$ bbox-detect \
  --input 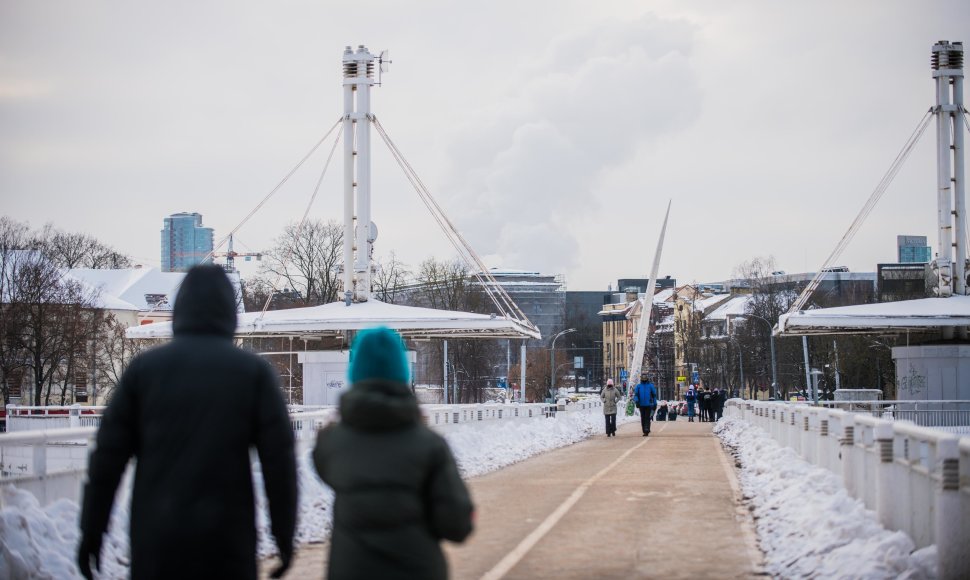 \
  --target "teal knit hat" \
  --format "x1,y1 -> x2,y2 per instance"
348,326 -> 410,385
